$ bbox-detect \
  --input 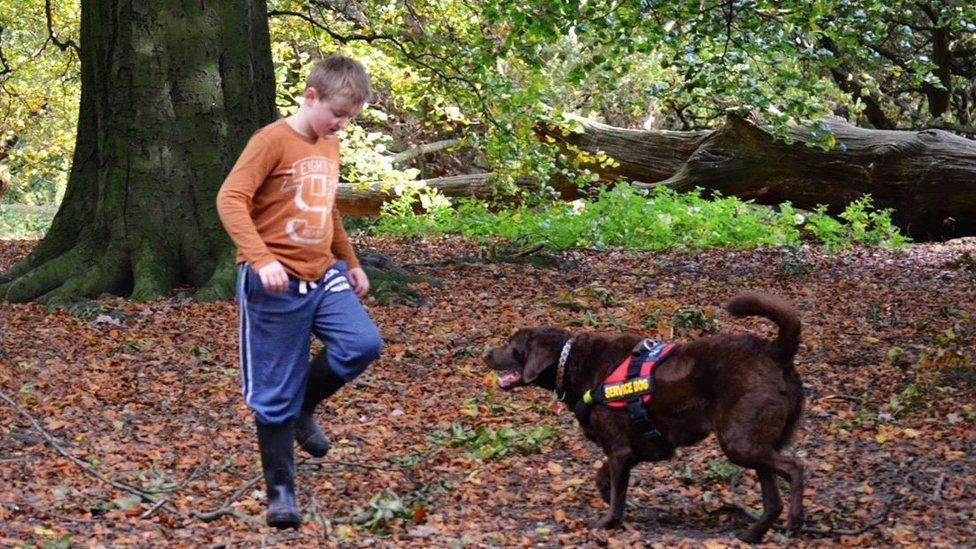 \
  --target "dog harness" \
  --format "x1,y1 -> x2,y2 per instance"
572,339 -> 676,442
